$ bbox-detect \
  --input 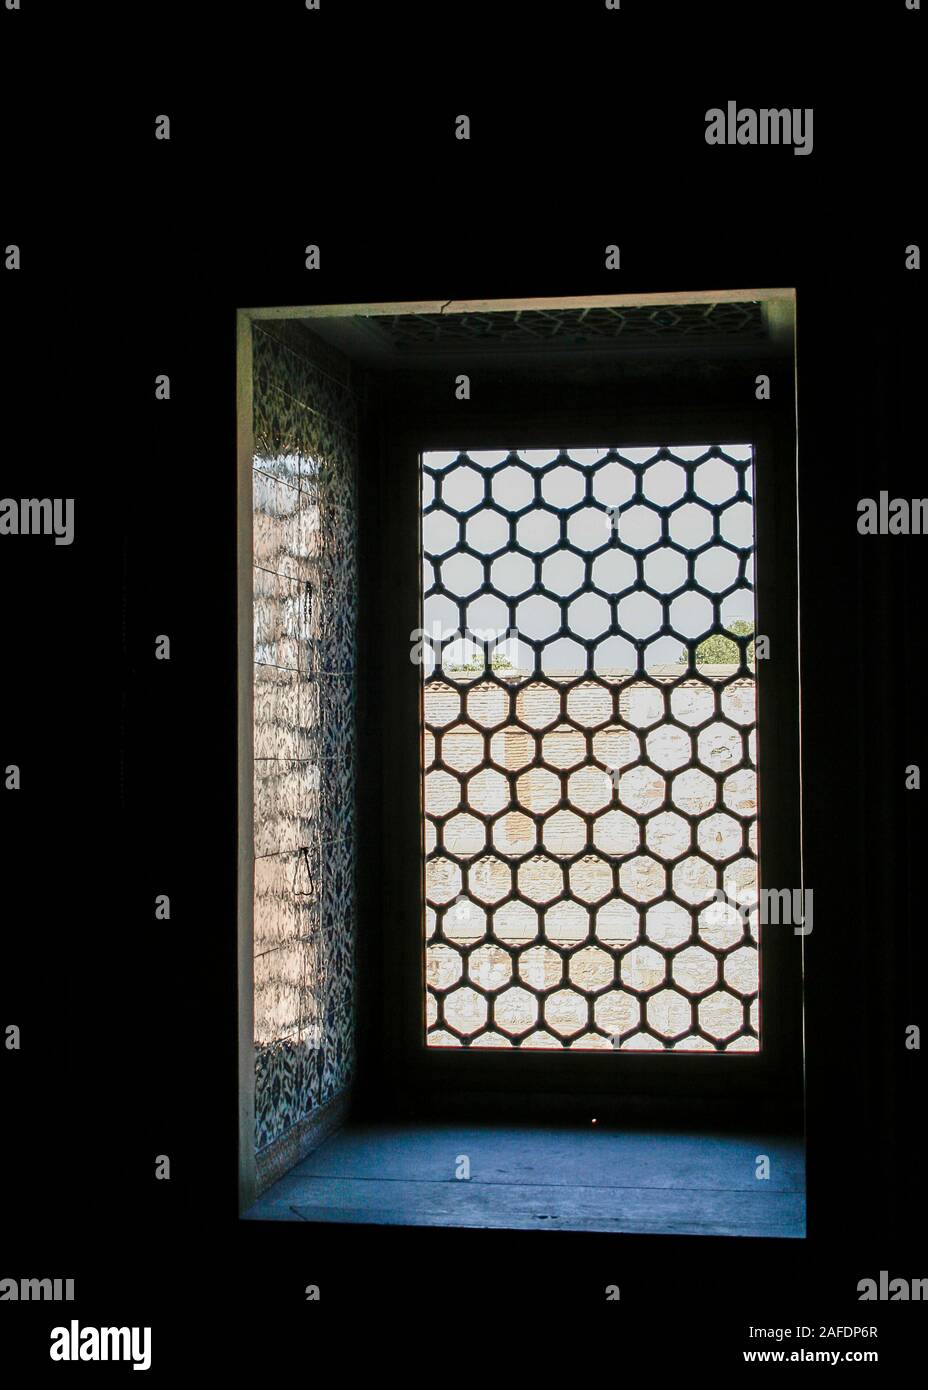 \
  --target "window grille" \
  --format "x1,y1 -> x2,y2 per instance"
422,446 -> 760,1052
380,302 -> 764,352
